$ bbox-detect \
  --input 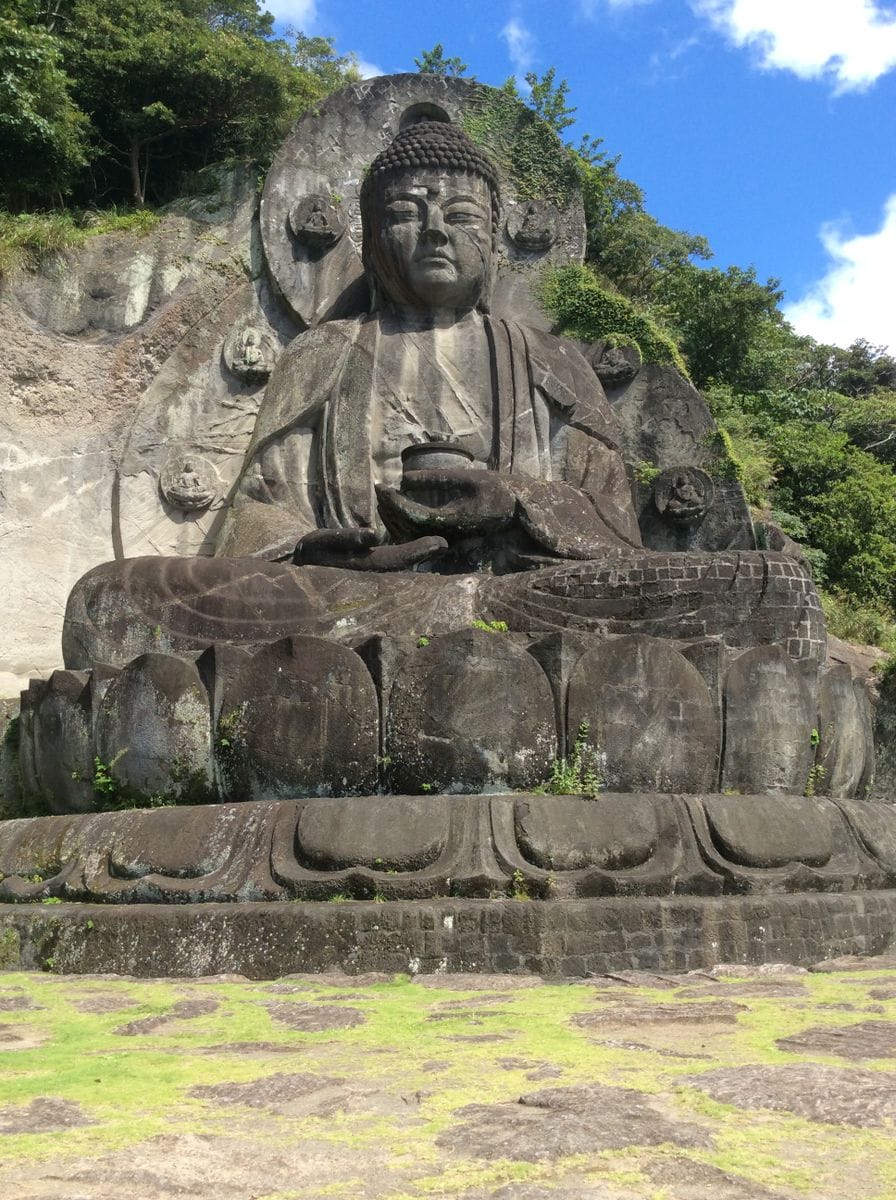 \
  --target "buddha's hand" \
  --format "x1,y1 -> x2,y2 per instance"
376,470 -> 517,542
292,528 -> 448,572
